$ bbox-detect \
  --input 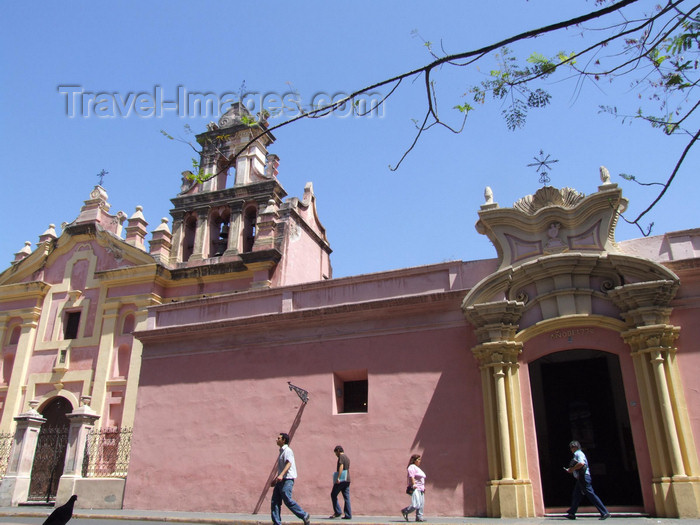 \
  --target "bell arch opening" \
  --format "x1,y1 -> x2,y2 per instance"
528,349 -> 643,511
